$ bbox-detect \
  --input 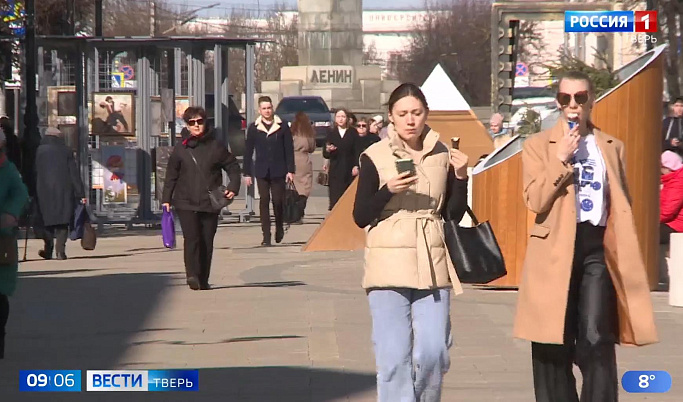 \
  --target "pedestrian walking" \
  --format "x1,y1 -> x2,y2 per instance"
0,116 -> 20,169
323,108 -> 359,210
353,83 -> 469,401
35,127 -> 86,260
290,111 -> 316,220
0,129 -> 29,359
355,117 -> 381,163
662,97 -> 683,156
660,150 -> 683,245
243,96 -> 295,246
515,71 -> 658,402
161,106 -> 241,290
